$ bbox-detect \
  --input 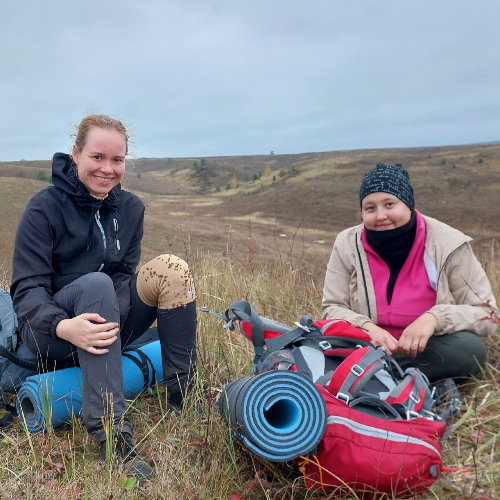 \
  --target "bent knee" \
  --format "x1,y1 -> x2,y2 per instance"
72,272 -> 114,294
136,254 -> 196,309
